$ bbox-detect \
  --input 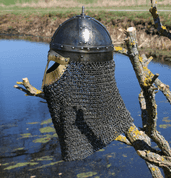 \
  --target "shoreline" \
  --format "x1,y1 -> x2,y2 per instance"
0,12 -> 170,62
